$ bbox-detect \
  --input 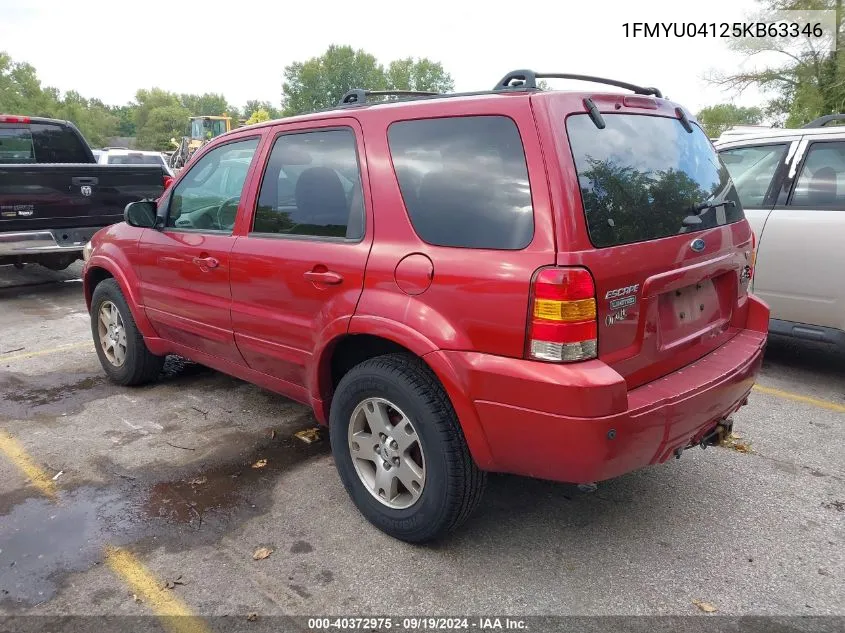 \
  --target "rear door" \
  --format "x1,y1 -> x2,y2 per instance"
544,95 -> 754,388
752,139 -> 845,333
228,119 -> 372,392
